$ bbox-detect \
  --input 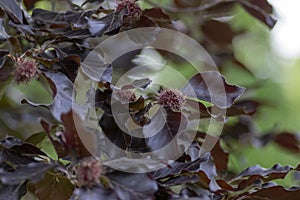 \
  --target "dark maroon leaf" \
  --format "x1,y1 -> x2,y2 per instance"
273,132 -> 300,153
82,54 -> 112,82
8,37 -> 22,54
130,97 -> 147,115
224,100 -> 260,116
131,15 -> 157,28
234,164 -> 293,190
94,88 -> 113,114
34,172 -> 74,200
211,140 -> 228,172
245,186 -> 300,200
151,0 -> 235,14
151,154 -> 211,180
239,0 -> 277,28
238,164 -> 292,179
60,29 -> 91,39
57,55 -> 81,82
0,19 -> 10,40
174,187 -> 216,200
182,71 -> 245,109
216,179 -> 235,192
196,133 -> 229,171
0,136 -> 47,157
151,153 -> 218,191
0,162 -> 53,185
39,119 -> 68,158
61,111 -> 96,160
71,186 -> 117,200
145,108 -> 187,152
22,0 -> 40,10
0,51 -> 13,101
8,21 -> 35,35
173,0 -> 203,8
99,113 -> 129,151
81,0 -> 105,7
32,9 -> 68,24
87,18 -> 107,36
129,78 -> 152,89
33,45 -> 88,69
22,71 -> 73,121
31,8 -> 95,39
201,19 -> 235,45
87,11 -> 124,36
99,108 -> 148,152
202,1 -> 235,19
0,137 -> 45,167
0,50 -> 9,69
0,0 -> 24,24
184,99 -> 215,119
58,43 -> 90,61
0,182 -> 27,200
160,174 -> 199,187
0,150 -> 35,168
249,0 -> 273,14
177,187 -> 198,198
221,116 -> 254,141
142,7 -> 171,24
87,18 -> 108,36
64,10 -> 94,28
107,172 -> 158,200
